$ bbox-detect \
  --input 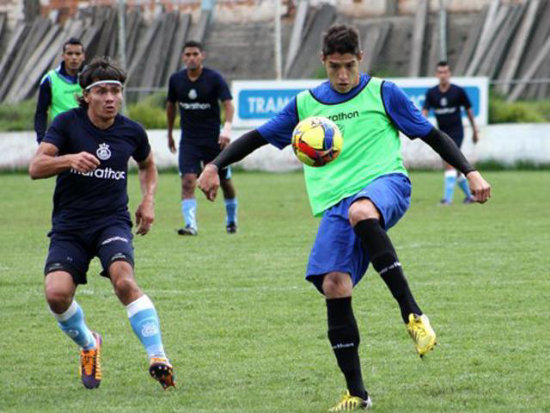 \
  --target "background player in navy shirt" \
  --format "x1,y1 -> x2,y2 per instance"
29,57 -> 174,390
422,61 -> 479,205
166,41 -> 238,235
